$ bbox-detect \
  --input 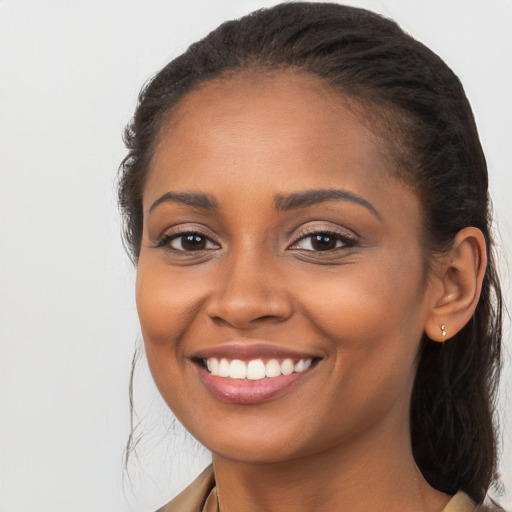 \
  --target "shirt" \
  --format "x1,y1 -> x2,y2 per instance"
156,466 -> 501,512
